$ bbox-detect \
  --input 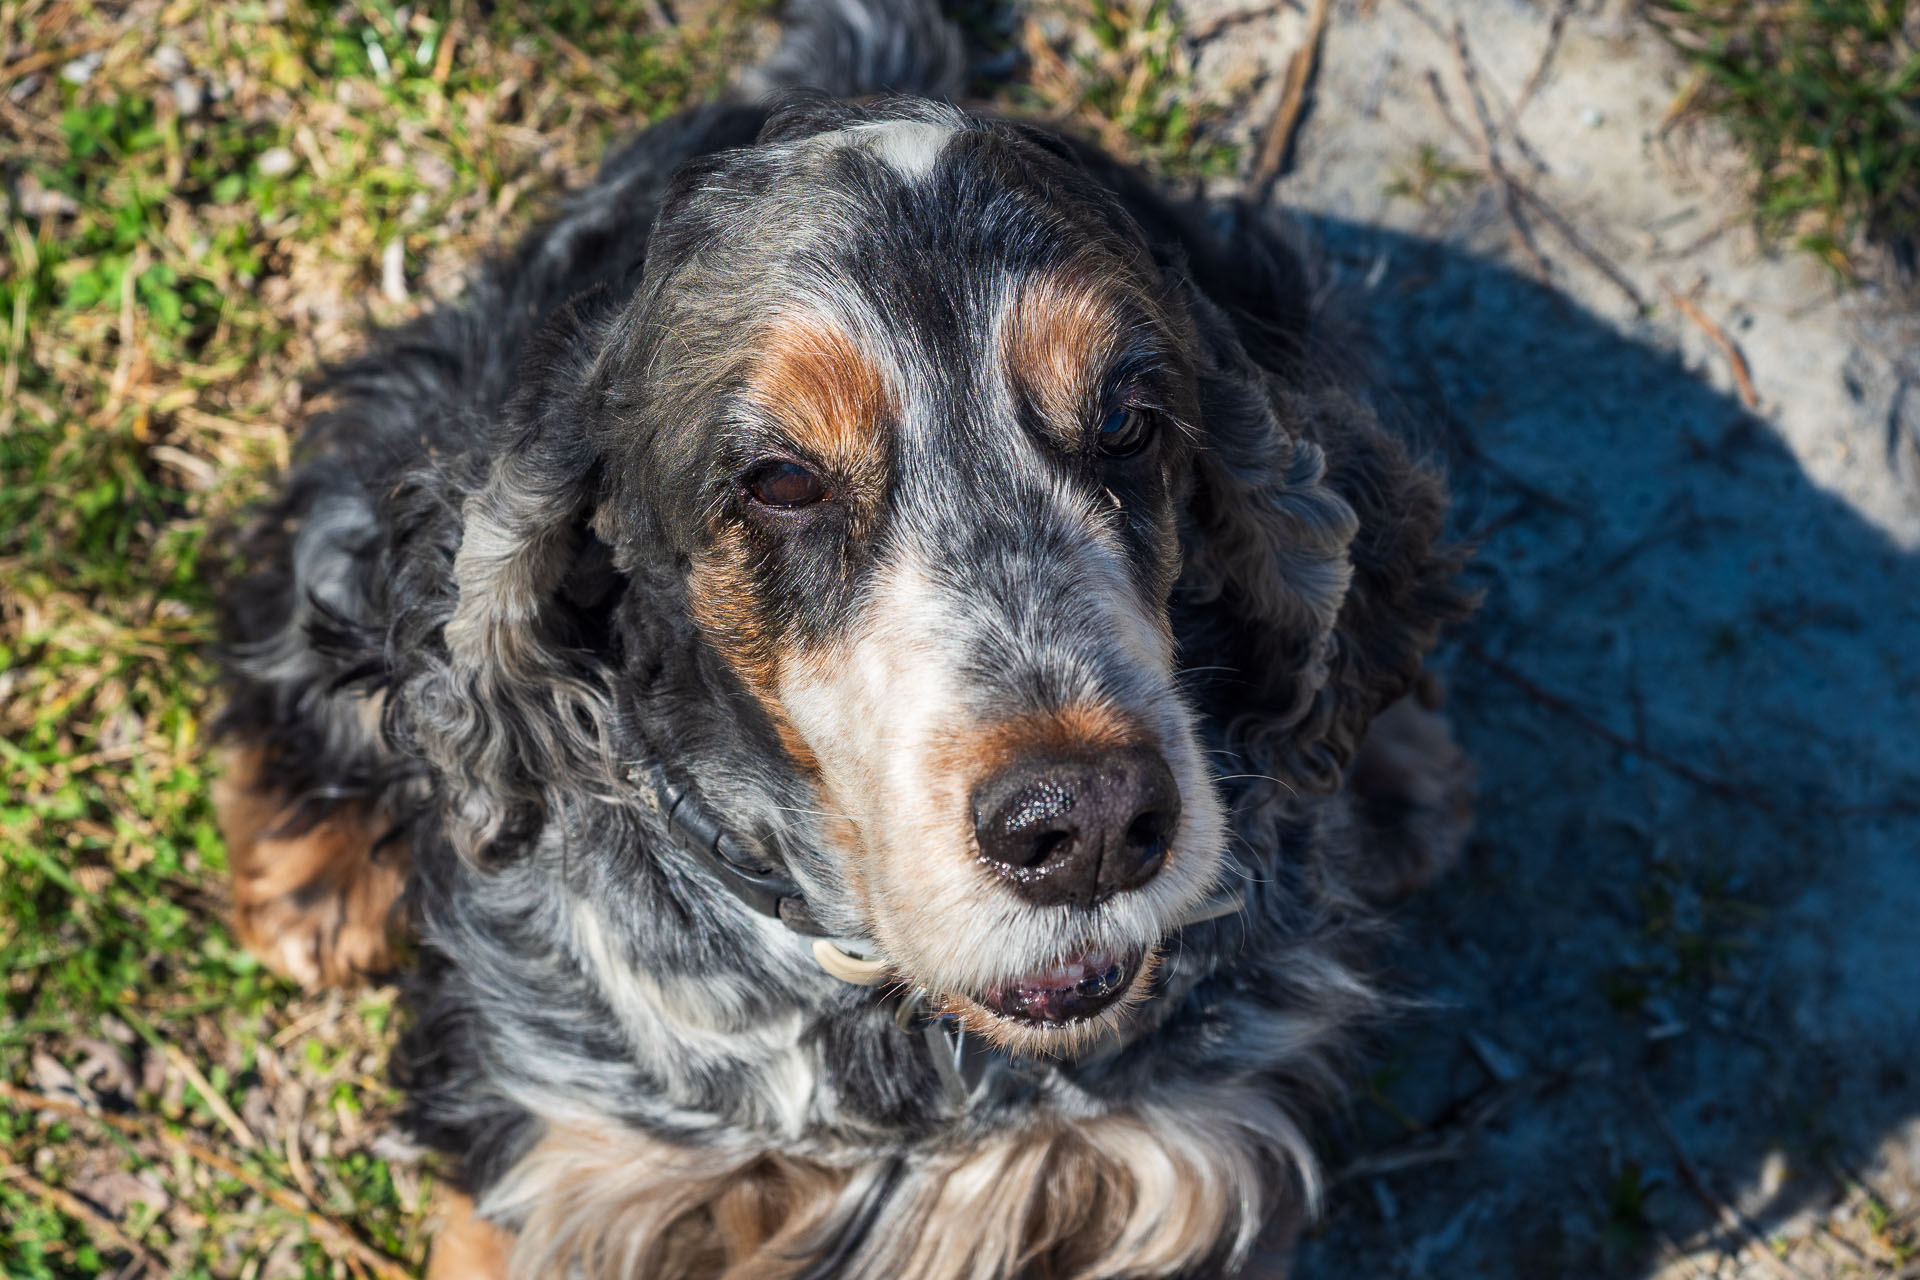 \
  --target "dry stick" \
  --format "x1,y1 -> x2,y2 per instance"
3,1166 -> 165,1275
536,19 -> 624,89
1633,1078 -> 1812,1280
1188,3 -> 1285,42
1451,22 -> 1648,313
0,27 -> 119,83
431,5 -> 460,86
1421,68 -> 1473,148
1447,22 -> 1554,284
1251,0 -> 1332,192
1462,642 -> 1920,819
1510,181 -> 1649,313
162,1040 -> 259,1150
1514,0 -> 1575,114
0,1082 -> 414,1280
1662,279 -> 1761,409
